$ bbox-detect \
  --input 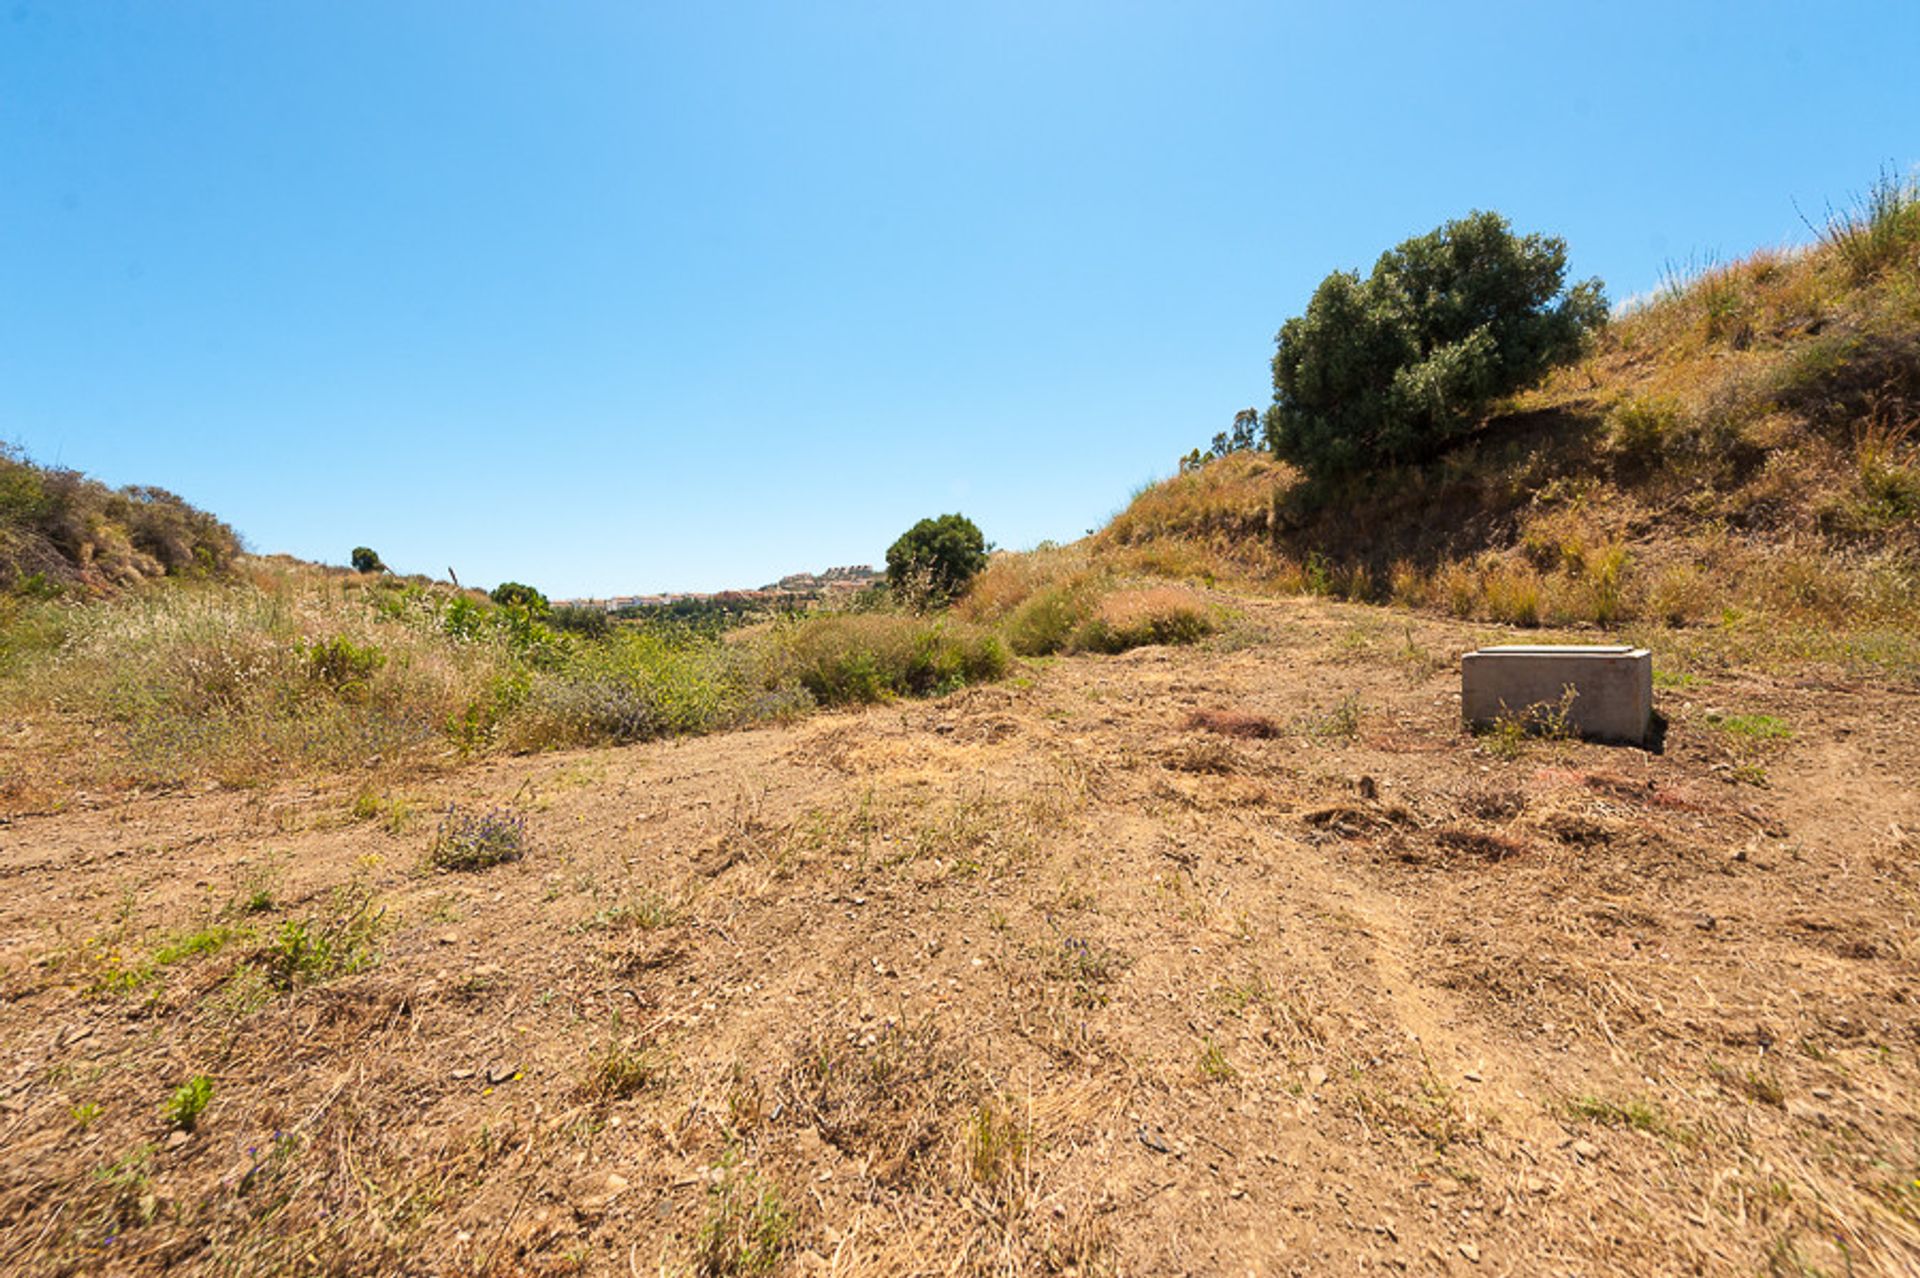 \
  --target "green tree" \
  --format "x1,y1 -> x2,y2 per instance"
885,513 -> 989,602
1264,211 -> 1607,479
350,546 -> 385,574
490,581 -> 550,614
